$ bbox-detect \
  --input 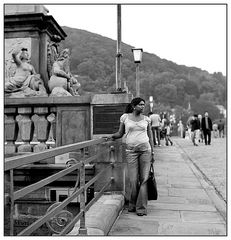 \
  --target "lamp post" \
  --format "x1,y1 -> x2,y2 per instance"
116,4 -> 122,91
132,48 -> 143,97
